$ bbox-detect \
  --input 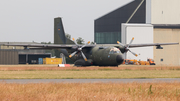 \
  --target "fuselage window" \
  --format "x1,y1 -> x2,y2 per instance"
109,47 -> 120,54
